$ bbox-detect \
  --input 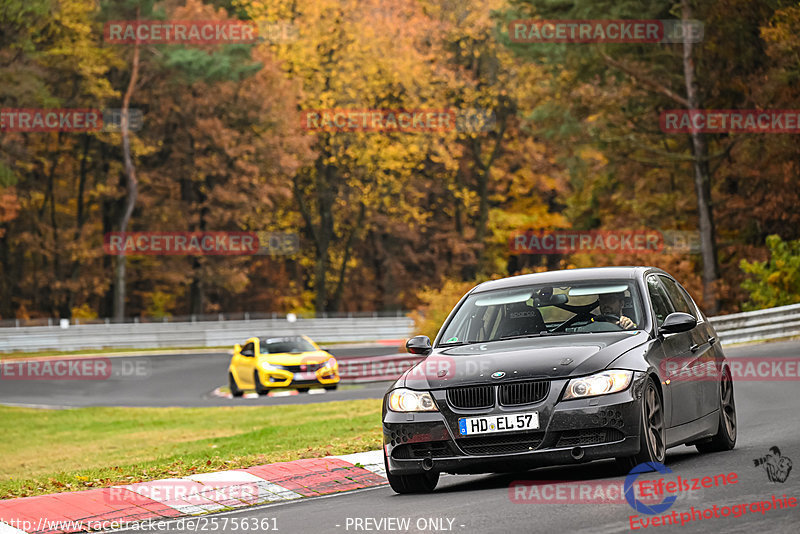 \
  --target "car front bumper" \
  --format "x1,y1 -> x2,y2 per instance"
257,368 -> 340,388
383,373 -> 646,475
